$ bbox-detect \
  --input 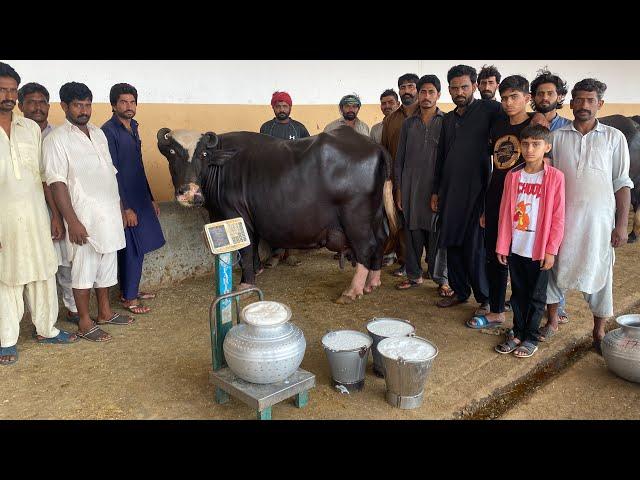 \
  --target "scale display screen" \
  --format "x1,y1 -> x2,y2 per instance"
204,217 -> 251,254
